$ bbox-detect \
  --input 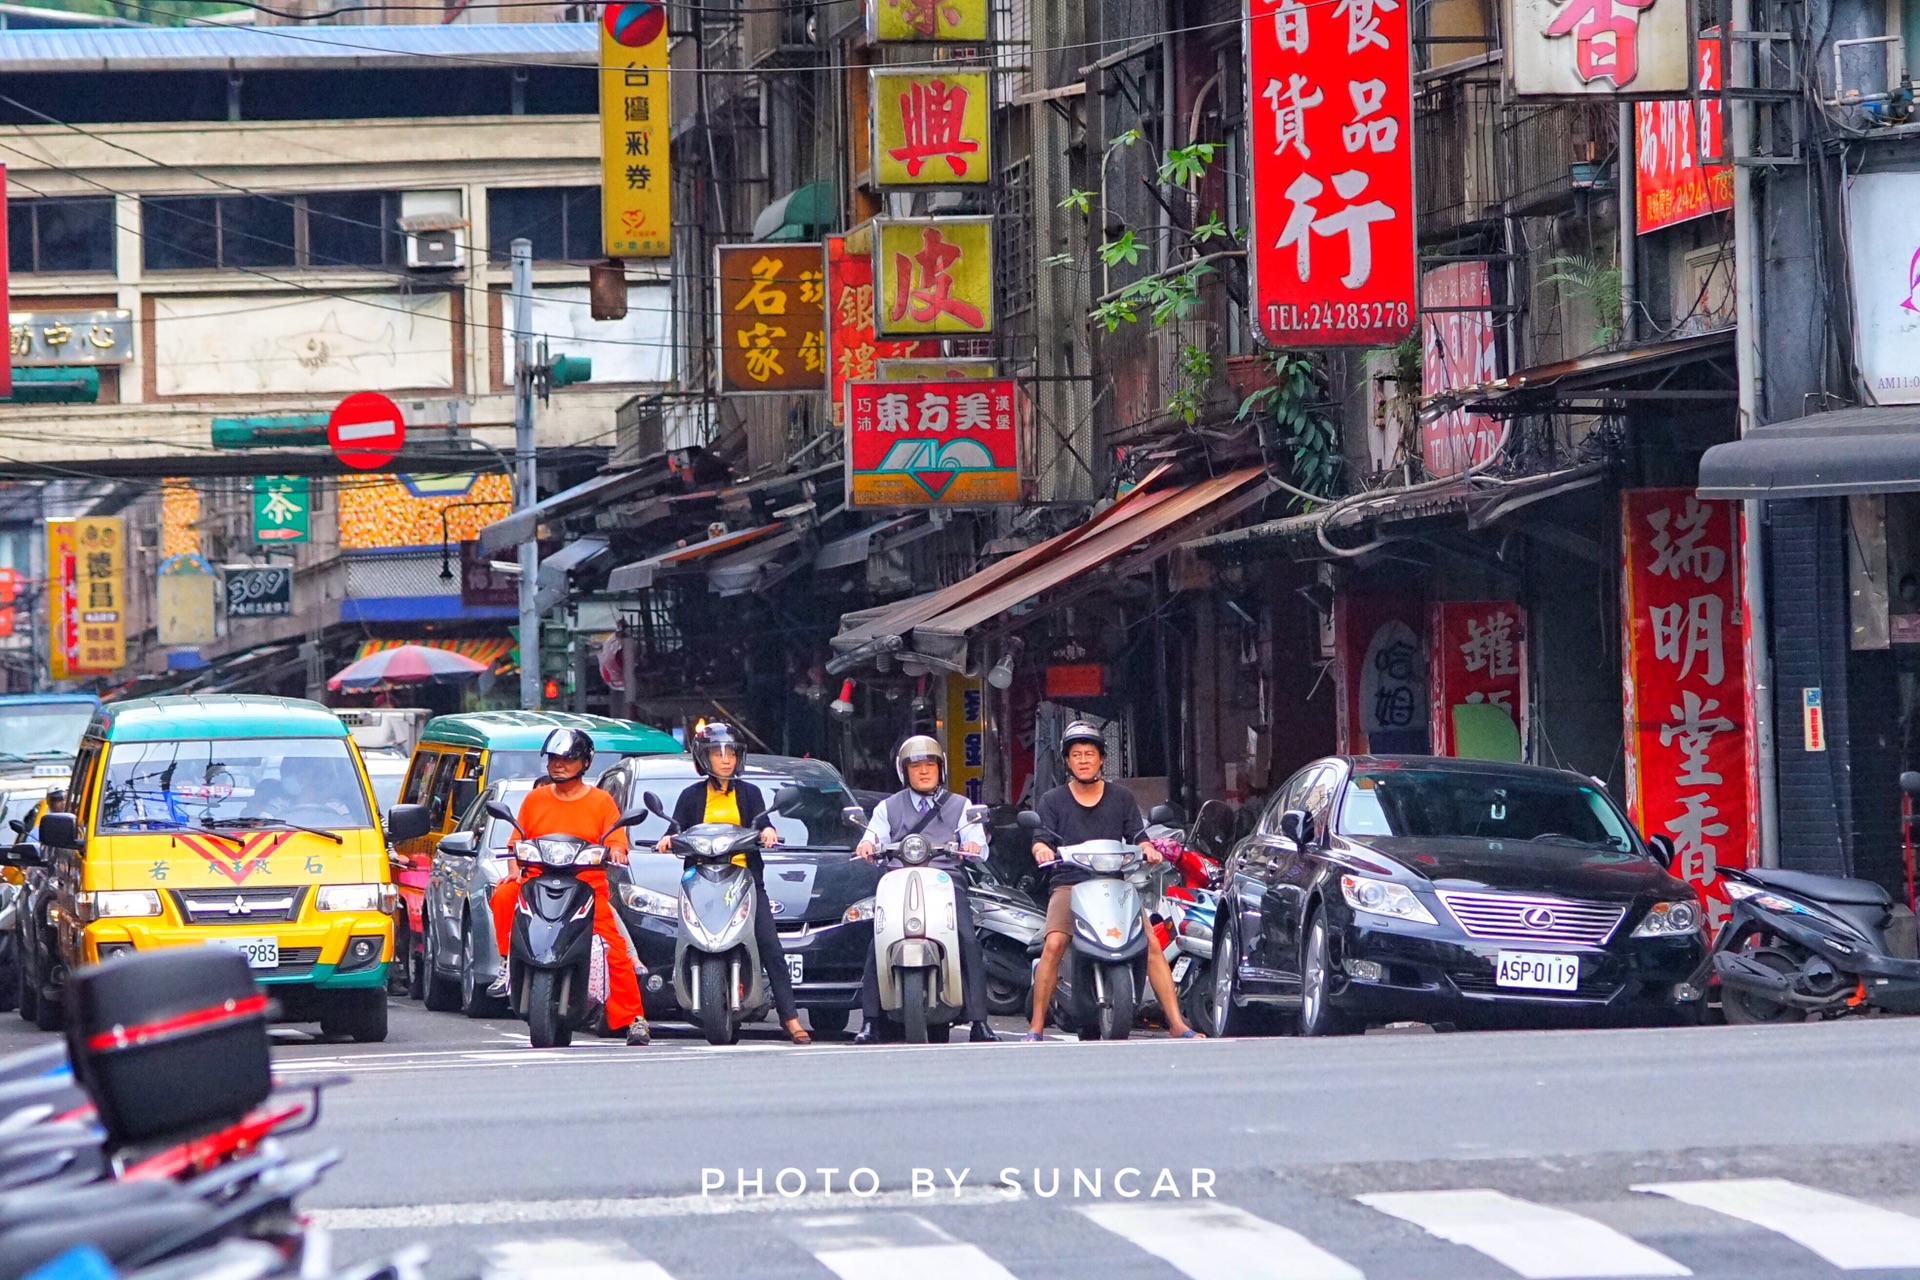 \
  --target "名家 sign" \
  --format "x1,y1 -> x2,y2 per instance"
825,235 -> 936,424
868,0 -> 989,41
1246,0 -> 1417,346
1635,37 -> 1731,231
251,476 -> 310,544
328,391 -> 406,470
1428,601 -> 1528,760
1420,263 -> 1501,476
1510,0 -> 1691,95
872,218 -> 995,337
871,69 -> 991,187
224,566 -> 293,619
1621,489 -> 1752,932
715,244 -> 827,394
845,377 -> 1020,506
600,2 -> 670,257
